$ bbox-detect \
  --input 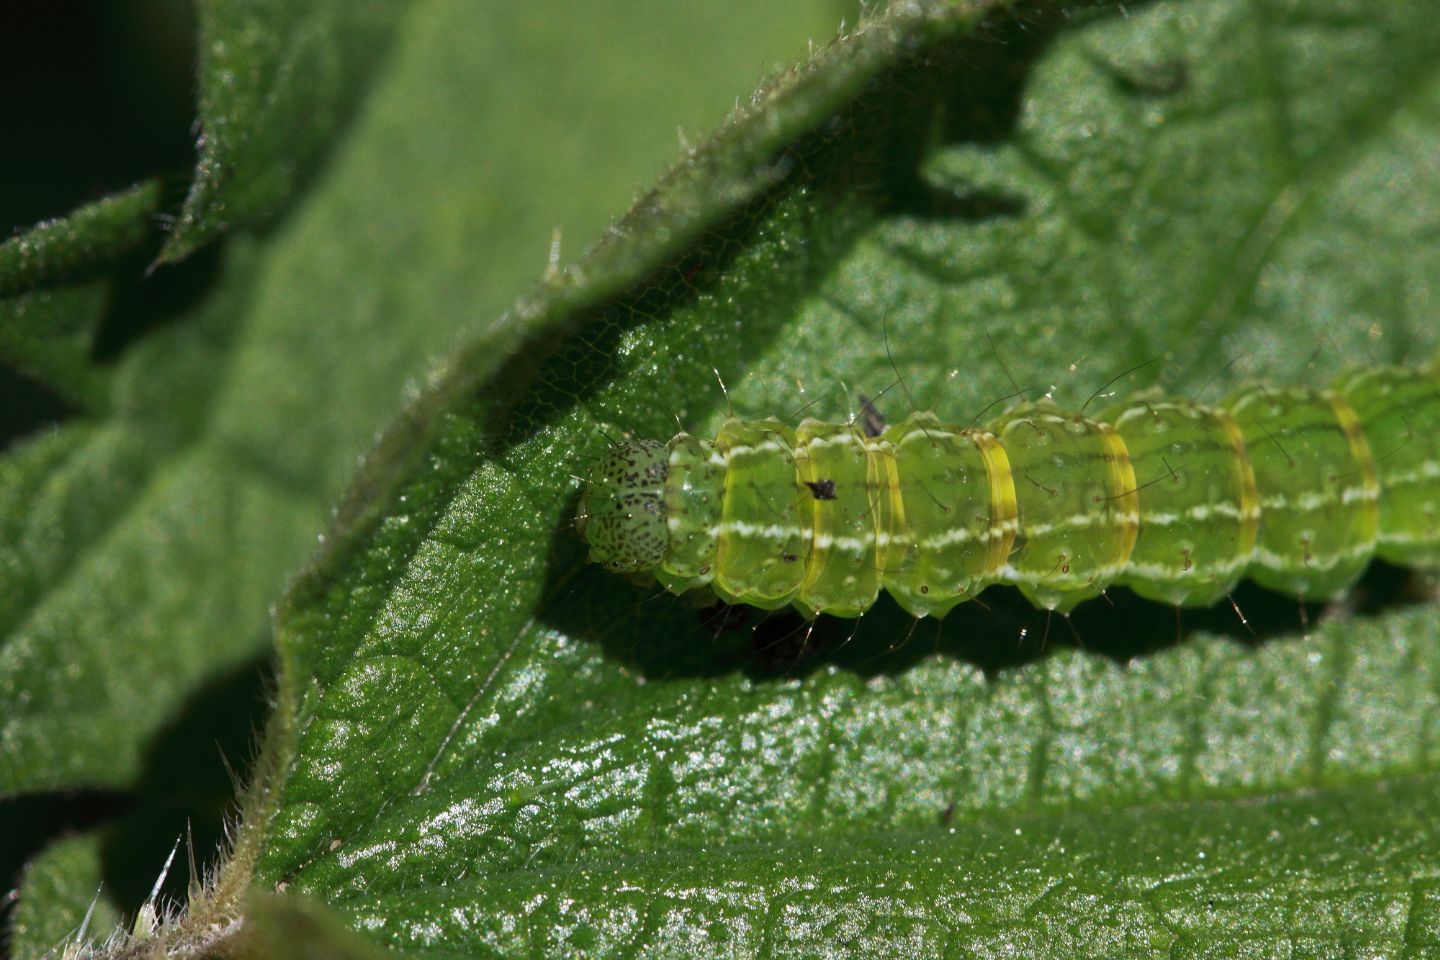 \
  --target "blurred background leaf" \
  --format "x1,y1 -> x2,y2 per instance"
6,835 -> 119,960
